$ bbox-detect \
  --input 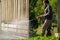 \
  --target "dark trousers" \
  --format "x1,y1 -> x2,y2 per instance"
41,19 -> 52,36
